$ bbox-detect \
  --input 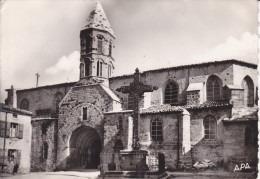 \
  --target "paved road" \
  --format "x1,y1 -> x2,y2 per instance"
1,169 -> 100,179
